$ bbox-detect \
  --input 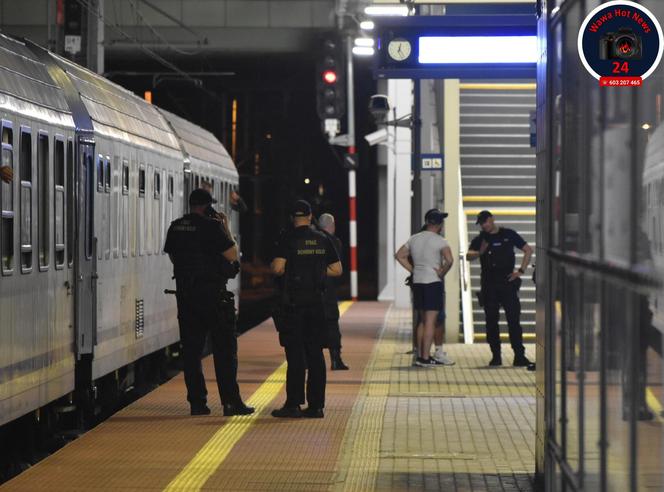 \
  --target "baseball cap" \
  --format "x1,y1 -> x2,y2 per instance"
291,199 -> 312,217
189,188 -> 217,206
476,210 -> 493,225
424,208 -> 448,225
